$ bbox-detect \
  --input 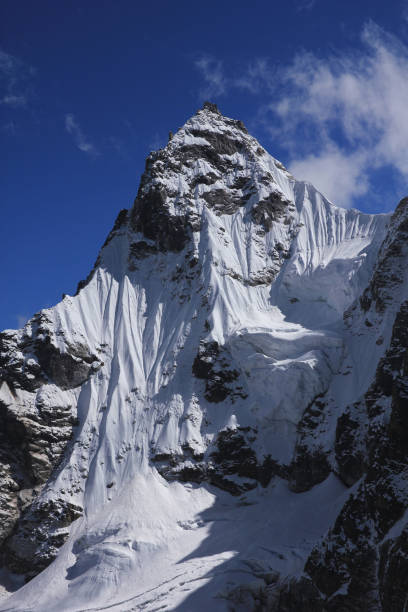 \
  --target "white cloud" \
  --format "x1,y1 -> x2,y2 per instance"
1,94 -> 26,107
275,23 -> 408,172
289,146 -> 369,208
234,58 -> 273,93
296,0 -> 316,11
233,22 -> 408,207
0,49 -> 33,108
1,120 -> 16,134
195,56 -> 226,99
65,114 -> 99,156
